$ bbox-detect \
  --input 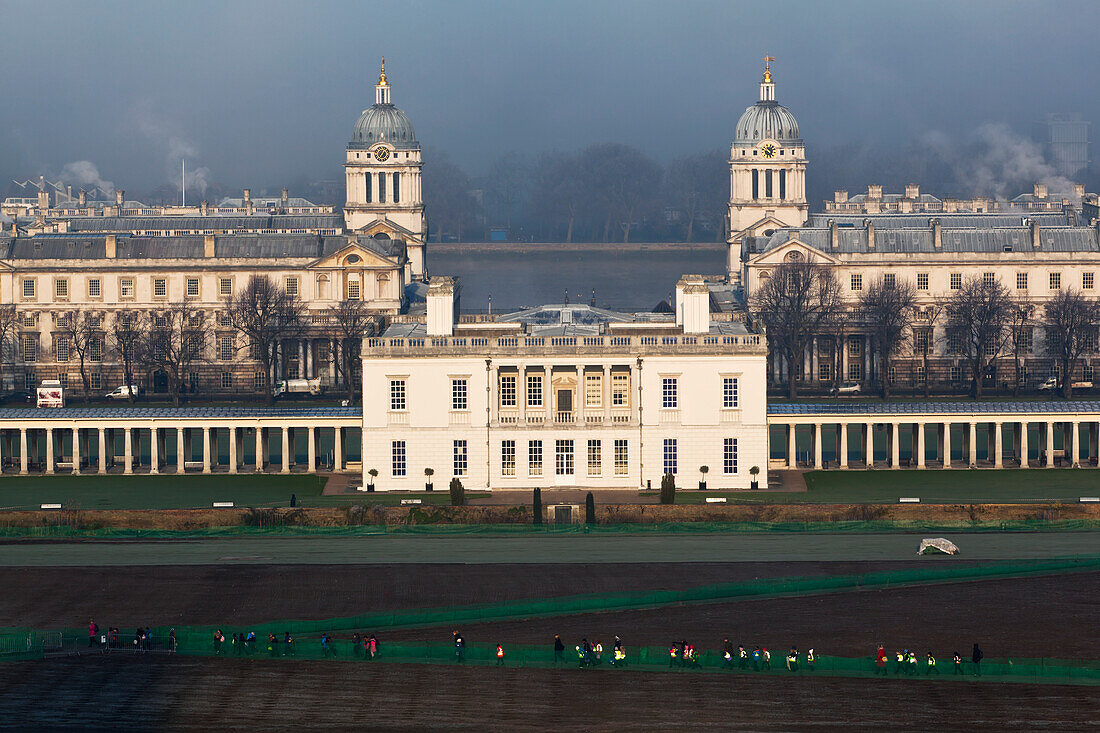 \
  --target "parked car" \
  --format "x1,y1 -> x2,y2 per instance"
272,378 -> 324,396
105,385 -> 143,400
829,381 -> 862,395
1039,376 -> 1092,391
36,380 -> 65,408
